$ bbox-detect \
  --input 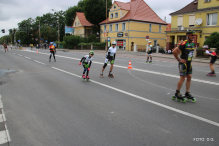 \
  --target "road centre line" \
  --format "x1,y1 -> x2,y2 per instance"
25,56 -> 31,59
52,67 -> 219,128
25,50 -> 219,86
34,60 -> 45,65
